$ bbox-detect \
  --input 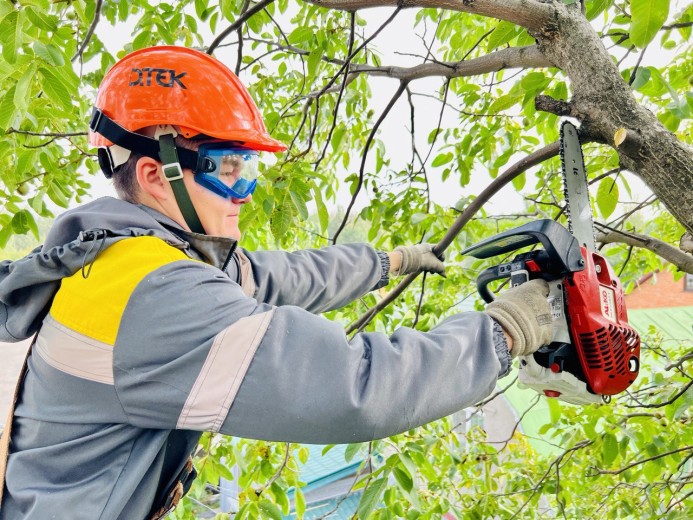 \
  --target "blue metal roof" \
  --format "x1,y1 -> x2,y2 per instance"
287,444 -> 364,496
